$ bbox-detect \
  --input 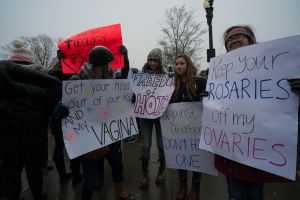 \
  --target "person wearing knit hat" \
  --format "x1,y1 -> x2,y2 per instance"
8,40 -> 34,64
223,25 -> 257,52
0,60 -> 61,200
8,40 -> 55,172
66,45 -> 135,200
215,25 -> 297,200
142,48 -> 166,74
139,47 -> 167,190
